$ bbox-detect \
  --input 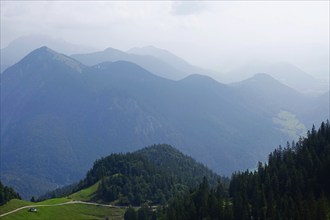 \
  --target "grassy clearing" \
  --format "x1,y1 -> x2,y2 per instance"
0,203 -> 125,220
273,110 -> 307,140
0,184 -> 125,219
68,181 -> 99,201
0,197 -> 71,215
37,197 -> 71,205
